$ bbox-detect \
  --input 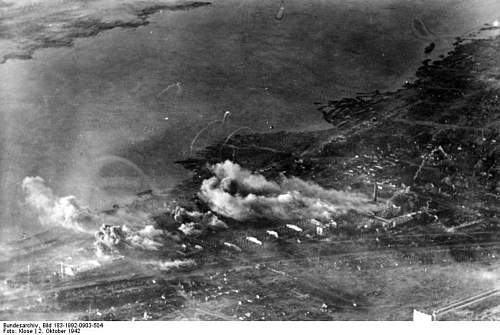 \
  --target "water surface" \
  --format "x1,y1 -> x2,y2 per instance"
1,0 -> 499,237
